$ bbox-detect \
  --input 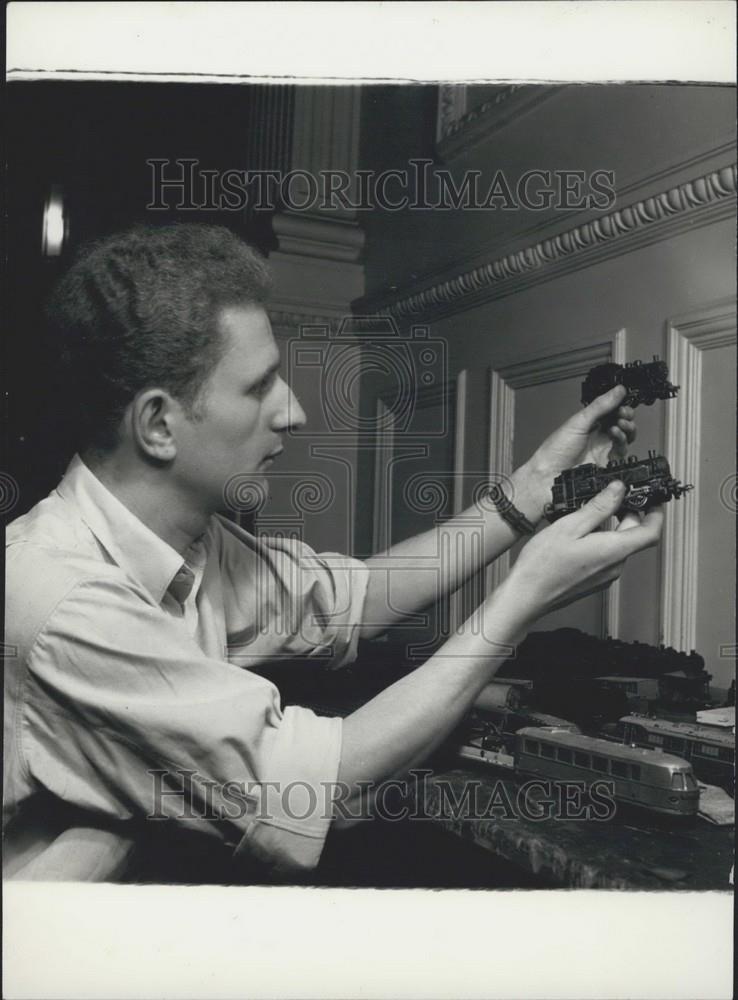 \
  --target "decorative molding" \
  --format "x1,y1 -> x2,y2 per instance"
487,330 -> 626,638
244,85 -> 294,175
268,88 -> 366,328
291,86 -> 362,221
452,369 -> 468,519
449,369 -> 468,634
436,84 -> 469,143
487,339 -> 626,390
436,85 -> 563,162
371,377 -> 462,554
269,309 -> 340,332
372,397 -> 397,554
378,165 -> 737,321
272,211 -> 365,262
661,298 -> 737,652
487,367 -> 515,585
